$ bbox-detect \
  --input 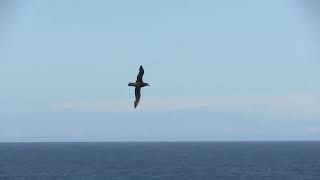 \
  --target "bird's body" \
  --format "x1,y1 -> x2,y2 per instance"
128,82 -> 147,88
128,66 -> 150,108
